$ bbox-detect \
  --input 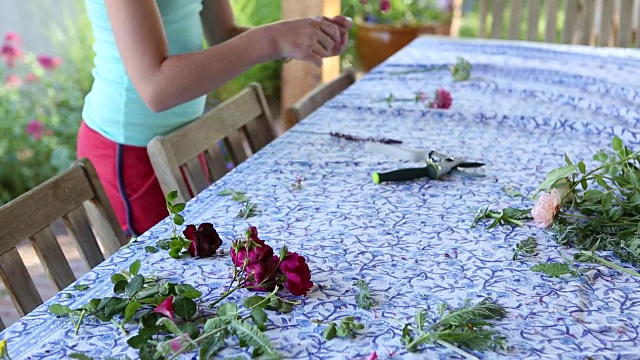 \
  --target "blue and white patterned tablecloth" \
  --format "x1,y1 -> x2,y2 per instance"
4,37 -> 640,359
